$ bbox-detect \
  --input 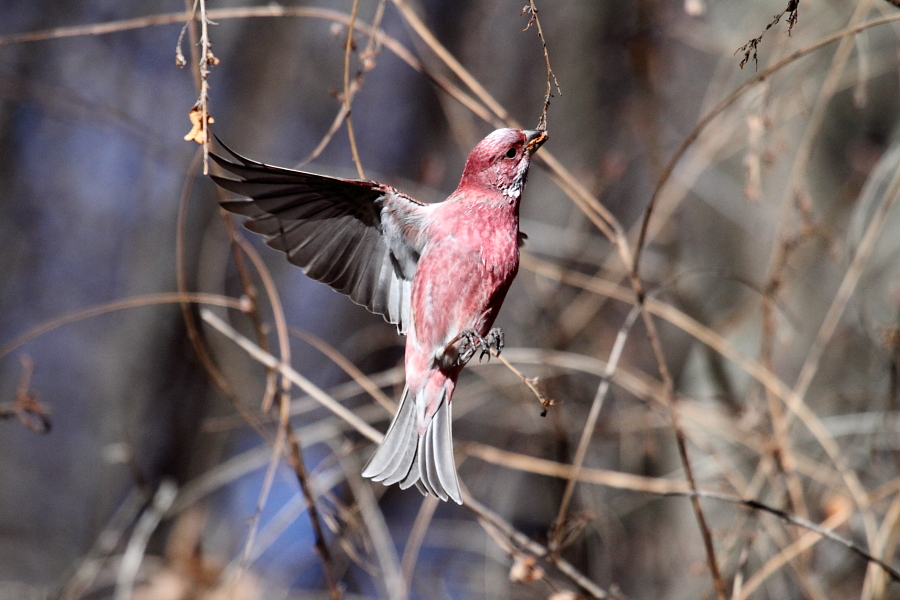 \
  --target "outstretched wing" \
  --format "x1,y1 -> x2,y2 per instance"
210,141 -> 429,334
